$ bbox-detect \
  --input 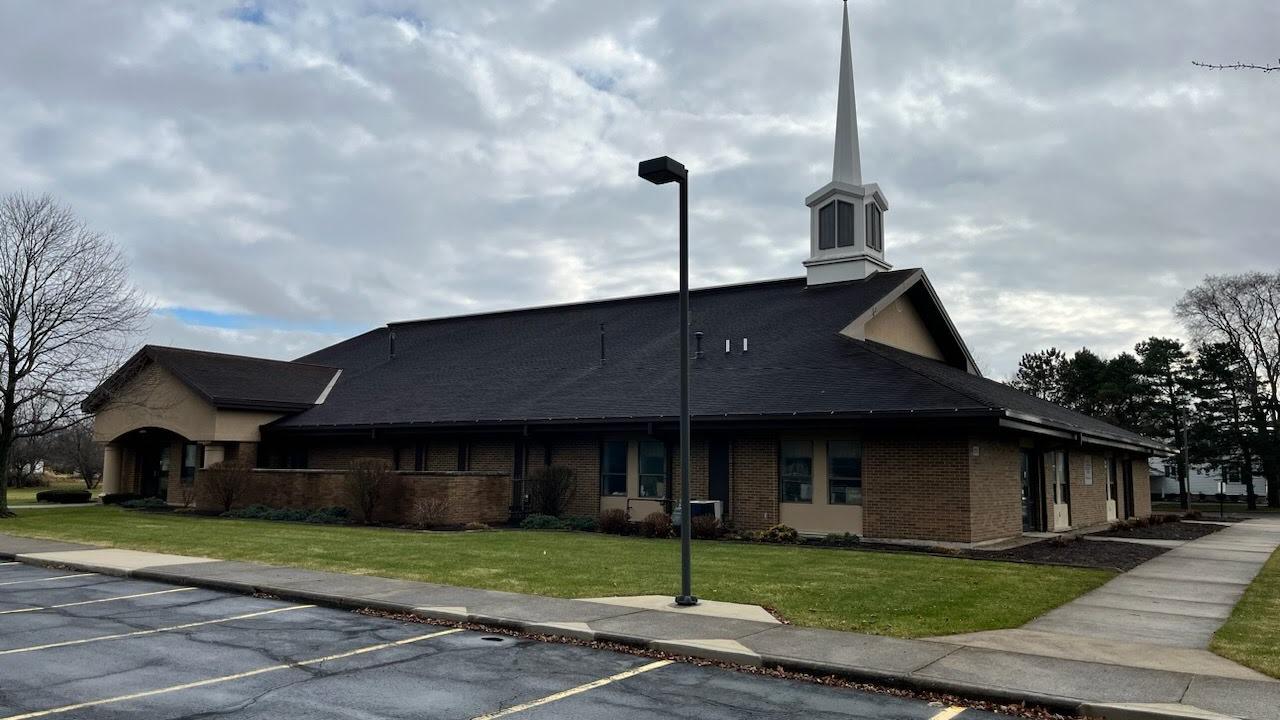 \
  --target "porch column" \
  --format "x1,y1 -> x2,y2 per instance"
101,444 -> 122,495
